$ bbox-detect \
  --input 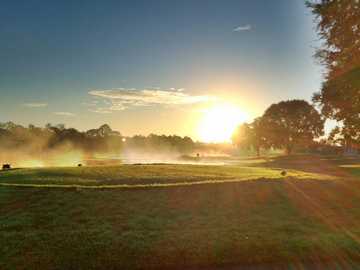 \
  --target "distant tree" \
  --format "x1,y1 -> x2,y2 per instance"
0,121 -> 21,131
232,118 -> 269,156
307,0 -> 360,145
262,100 -> 324,154
56,124 -> 65,130
86,124 -> 120,138
0,121 -> 197,159
97,124 -> 113,137
125,133 -> 195,154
